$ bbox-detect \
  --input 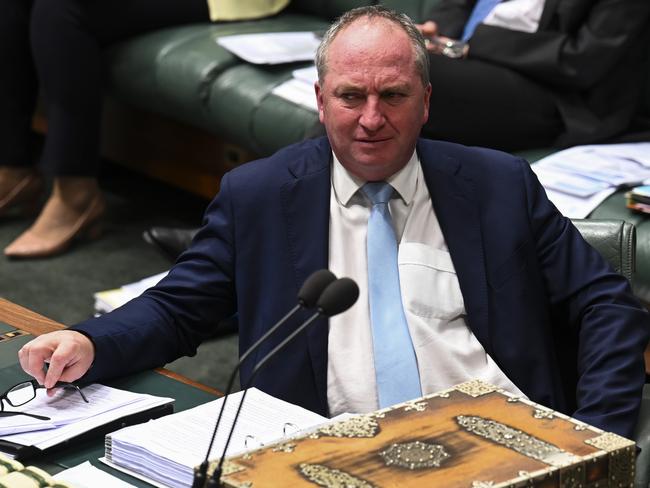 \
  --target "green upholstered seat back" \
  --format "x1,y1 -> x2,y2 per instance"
288,0 -> 373,19
288,0 -> 442,23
